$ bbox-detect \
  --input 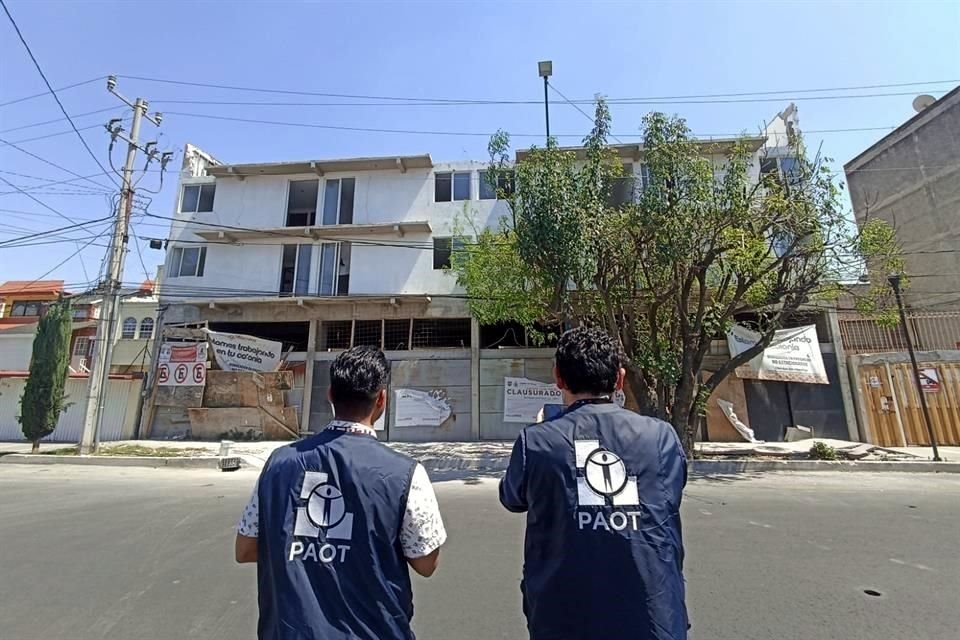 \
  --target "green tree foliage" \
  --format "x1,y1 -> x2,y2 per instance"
18,299 -> 72,453
451,100 -> 902,453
